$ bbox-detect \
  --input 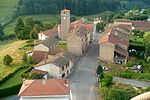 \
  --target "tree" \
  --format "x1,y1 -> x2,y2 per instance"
97,65 -> 104,79
19,5 -> 28,15
14,18 -> 25,39
96,22 -> 105,32
24,17 -> 34,29
0,24 -> 4,41
3,54 -> 13,65
147,56 -> 150,63
144,32 -> 150,56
